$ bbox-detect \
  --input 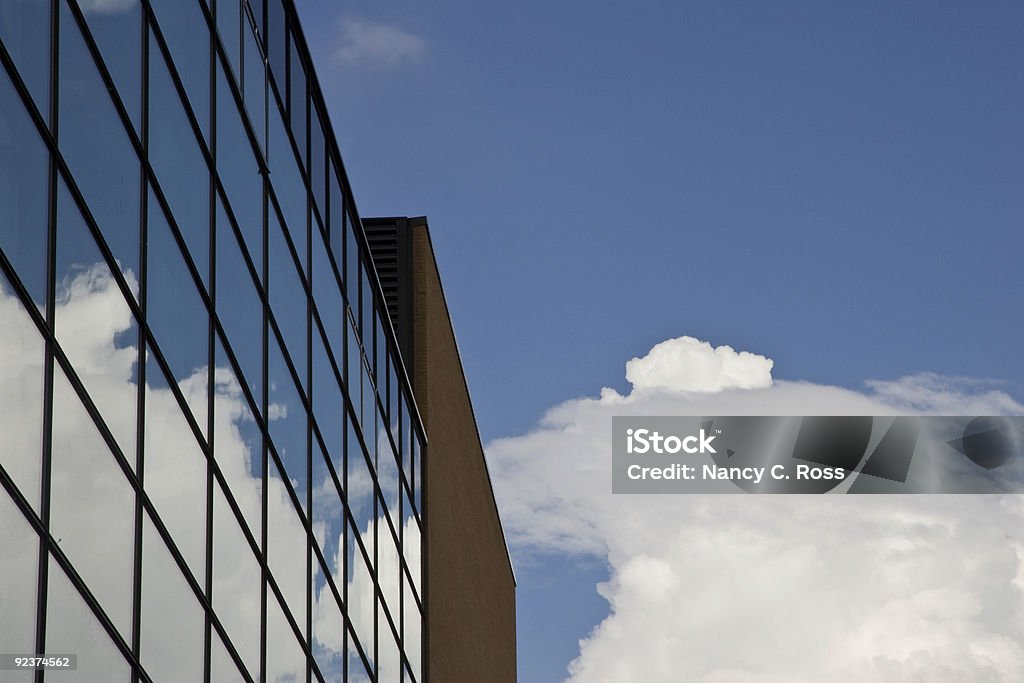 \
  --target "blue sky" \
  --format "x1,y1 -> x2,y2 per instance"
293,2 -> 1024,680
